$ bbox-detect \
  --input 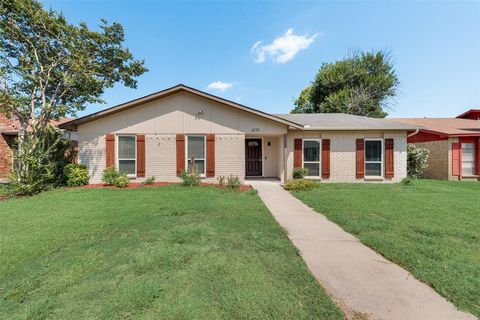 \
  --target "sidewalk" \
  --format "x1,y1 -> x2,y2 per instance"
250,180 -> 476,320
